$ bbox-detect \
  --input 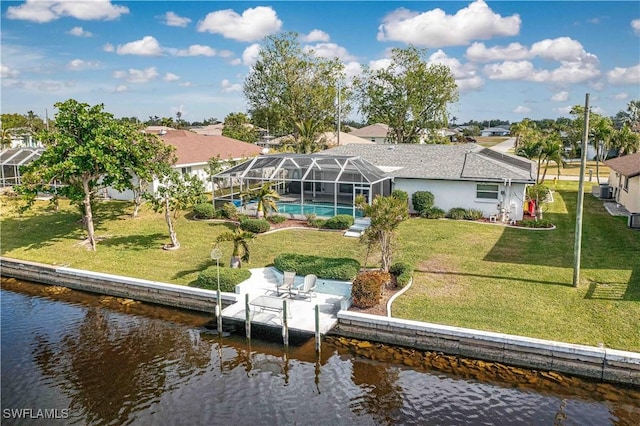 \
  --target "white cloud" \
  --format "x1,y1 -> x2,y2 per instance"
343,61 -> 363,80
218,50 -> 234,58
607,64 -> 640,85
301,30 -> 330,43
551,91 -> 569,102
554,105 -> 574,116
377,0 -> 520,47
117,36 -> 163,56
484,58 -> 600,84
197,6 -> 281,42
6,0 -> 128,23
369,58 -> 393,71
484,61 -> 538,80
113,67 -> 159,83
241,43 -> 261,66
513,106 -> 531,114
175,45 -> 216,57
67,26 -> 93,37
614,92 -> 629,100
632,19 -> 640,35
530,37 -> 589,62
103,43 -> 114,53
179,82 -> 193,87
428,50 -> 484,92
465,42 -> 529,62
1,64 -> 20,78
221,79 -> 242,93
171,104 -> 187,116
163,73 -> 180,82
162,11 -> 191,27
115,85 -> 128,93
305,43 -> 355,61
67,59 -> 100,71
